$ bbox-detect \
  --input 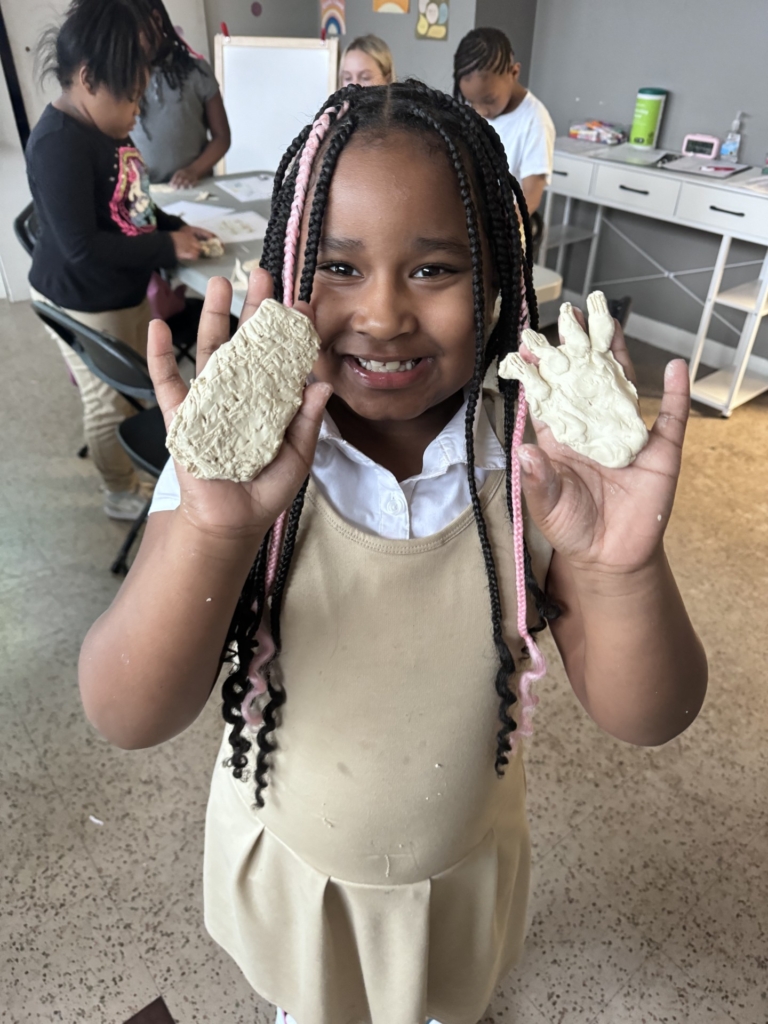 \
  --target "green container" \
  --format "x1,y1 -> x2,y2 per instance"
629,87 -> 668,148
